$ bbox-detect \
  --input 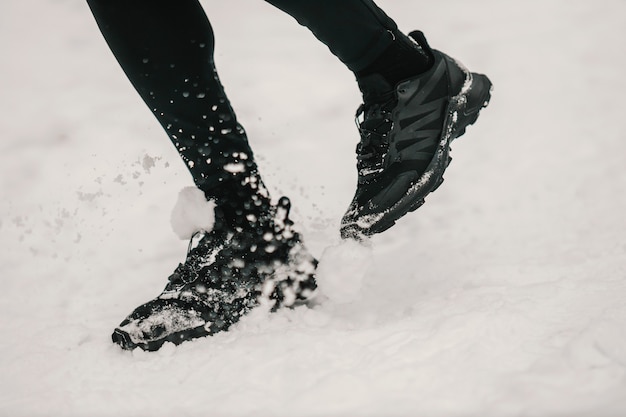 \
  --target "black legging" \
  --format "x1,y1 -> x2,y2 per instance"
86,0 -> 398,202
